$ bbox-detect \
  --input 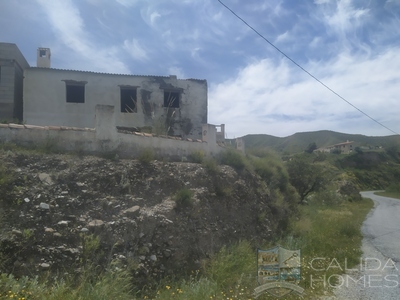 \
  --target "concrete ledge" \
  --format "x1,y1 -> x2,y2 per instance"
24,124 -> 46,130
0,124 -> 9,128
8,123 -> 24,129
56,126 -> 94,132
